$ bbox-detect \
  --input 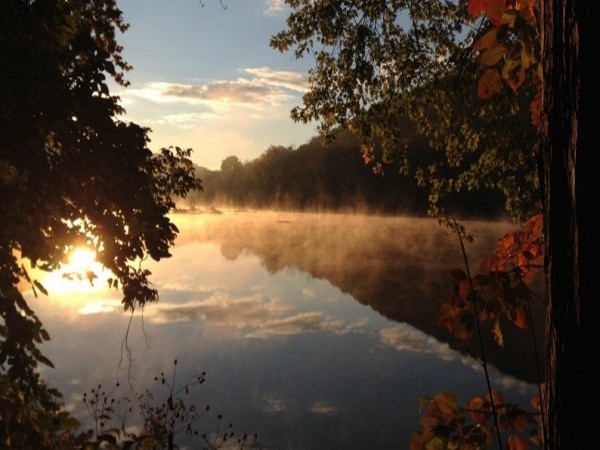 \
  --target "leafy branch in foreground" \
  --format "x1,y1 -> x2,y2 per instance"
413,213 -> 546,449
